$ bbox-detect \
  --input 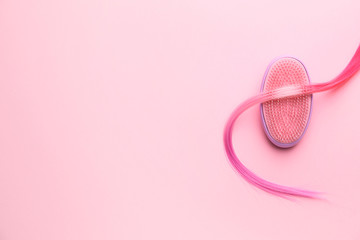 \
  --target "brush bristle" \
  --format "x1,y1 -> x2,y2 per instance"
262,58 -> 312,146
